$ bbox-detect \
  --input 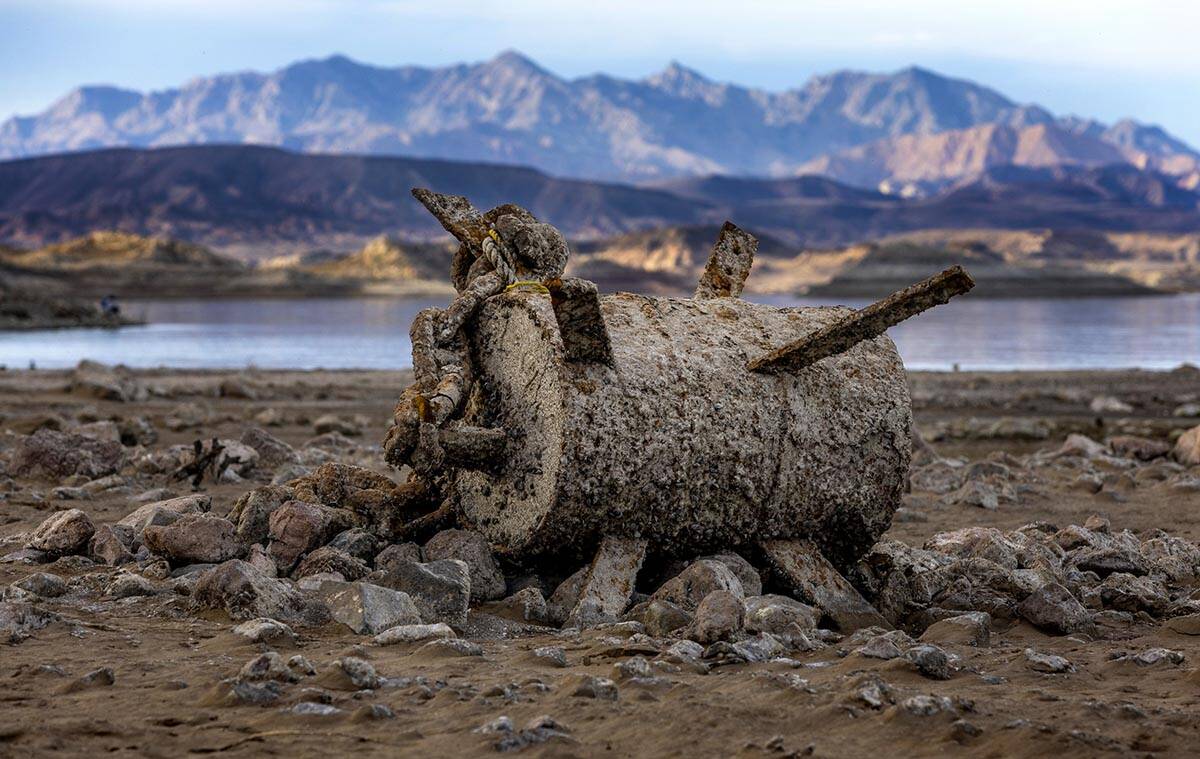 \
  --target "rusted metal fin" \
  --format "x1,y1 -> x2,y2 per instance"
549,277 -> 614,365
694,221 -> 758,299
748,265 -> 975,374
411,188 -> 490,247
